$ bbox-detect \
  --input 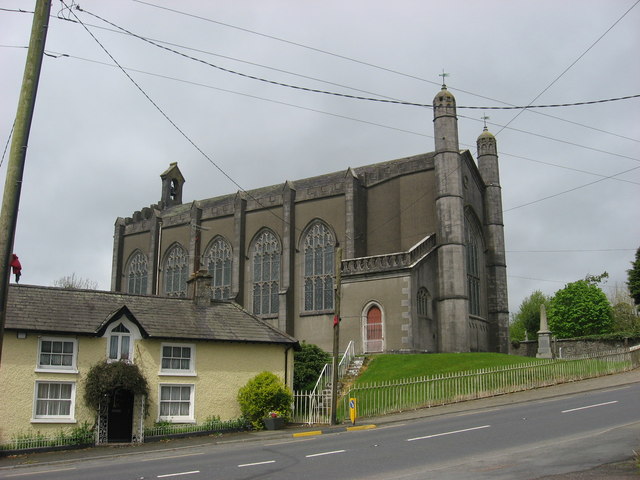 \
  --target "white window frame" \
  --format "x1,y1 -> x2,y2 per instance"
36,336 -> 78,373
159,343 -> 196,376
158,384 -> 195,423
32,381 -> 76,423
104,318 -> 141,363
